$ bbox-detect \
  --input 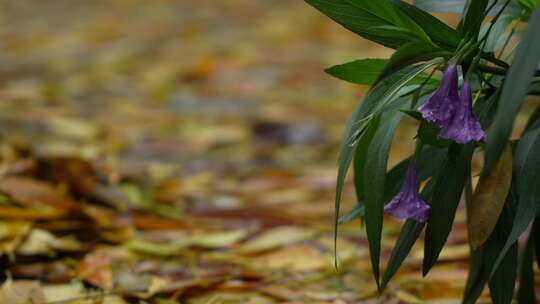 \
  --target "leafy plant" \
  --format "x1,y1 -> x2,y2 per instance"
305,0 -> 540,302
